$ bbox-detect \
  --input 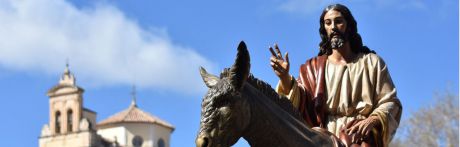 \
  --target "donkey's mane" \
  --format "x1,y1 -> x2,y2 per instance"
245,74 -> 302,120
